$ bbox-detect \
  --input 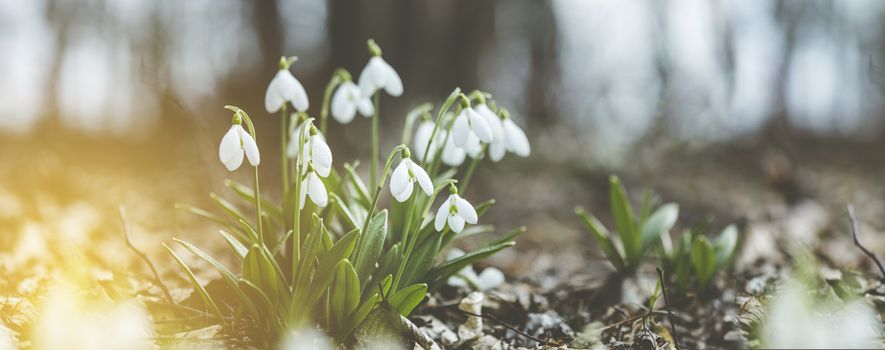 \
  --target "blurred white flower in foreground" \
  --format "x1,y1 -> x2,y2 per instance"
331,80 -> 373,124
32,284 -> 153,350
219,124 -> 260,171
446,248 -> 505,291
358,40 -> 402,97
389,157 -> 433,202
265,60 -> 309,113
279,328 -> 333,350
435,191 -> 478,233
762,279 -> 883,348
